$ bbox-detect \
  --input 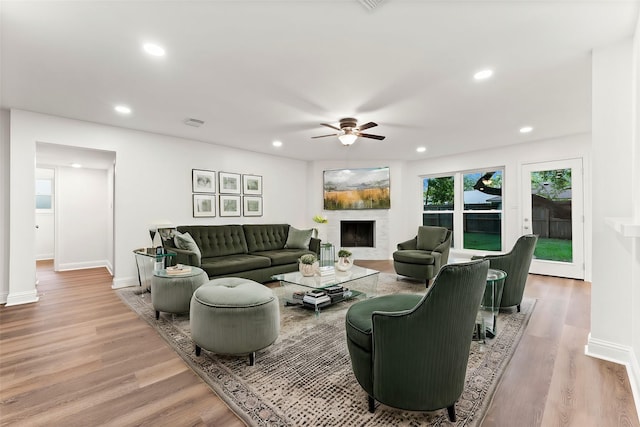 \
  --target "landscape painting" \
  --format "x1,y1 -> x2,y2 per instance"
323,167 -> 390,210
